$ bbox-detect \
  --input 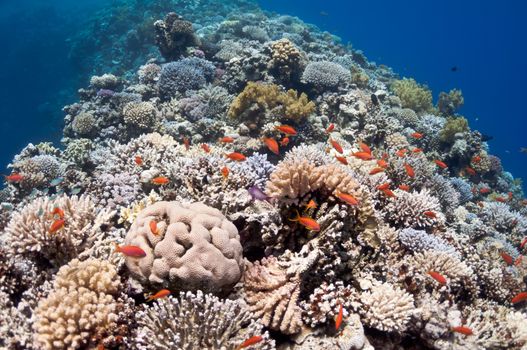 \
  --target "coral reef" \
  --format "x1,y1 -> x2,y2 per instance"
391,78 -> 433,114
